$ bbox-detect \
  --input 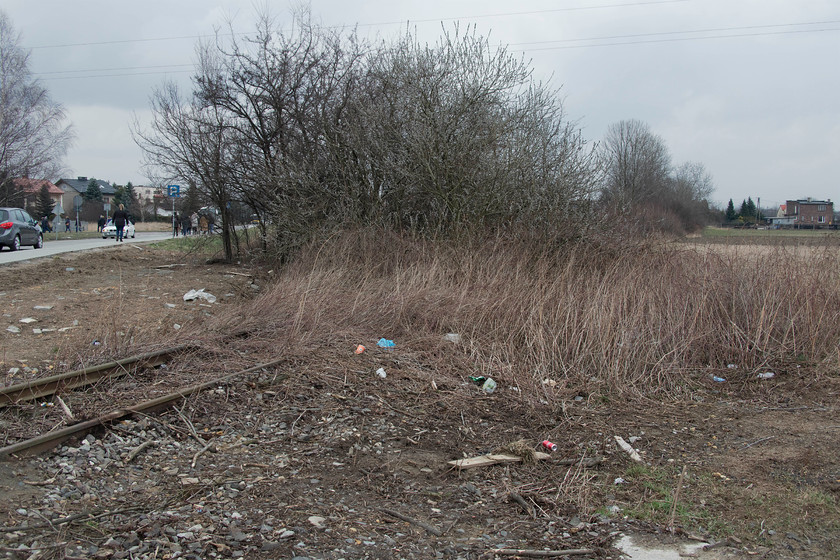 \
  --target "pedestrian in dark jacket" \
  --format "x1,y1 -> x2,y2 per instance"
97,215 -> 106,232
112,204 -> 129,242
